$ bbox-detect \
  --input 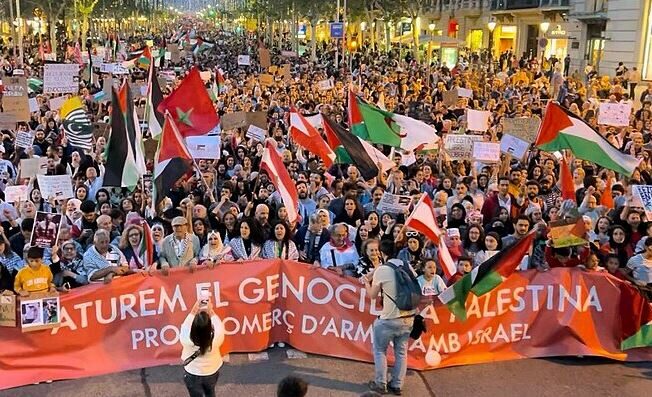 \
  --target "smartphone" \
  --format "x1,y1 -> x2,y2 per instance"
199,289 -> 210,309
